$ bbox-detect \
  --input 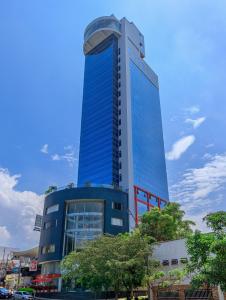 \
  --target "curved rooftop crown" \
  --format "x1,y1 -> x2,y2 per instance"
84,15 -> 121,54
